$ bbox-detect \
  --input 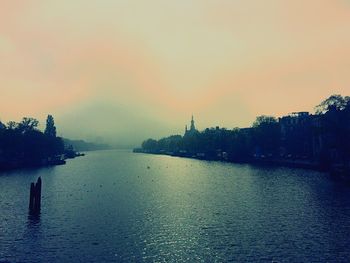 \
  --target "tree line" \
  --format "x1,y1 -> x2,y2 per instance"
0,115 -> 65,170
138,95 -> 350,170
